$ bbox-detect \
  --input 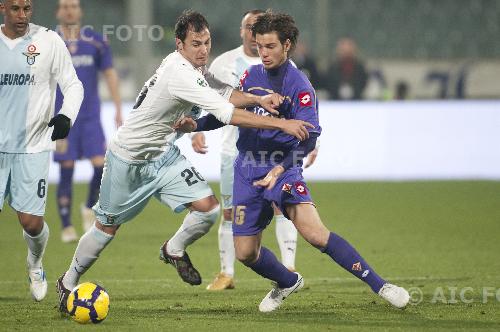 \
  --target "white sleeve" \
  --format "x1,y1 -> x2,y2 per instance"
204,70 -> 234,100
168,66 -> 234,124
51,33 -> 83,124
